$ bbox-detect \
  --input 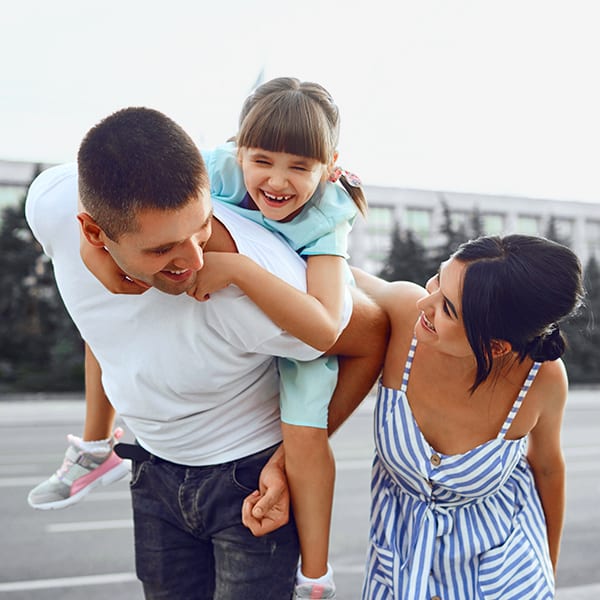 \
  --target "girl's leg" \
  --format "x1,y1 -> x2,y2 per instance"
282,422 -> 334,579
83,342 -> 116,440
